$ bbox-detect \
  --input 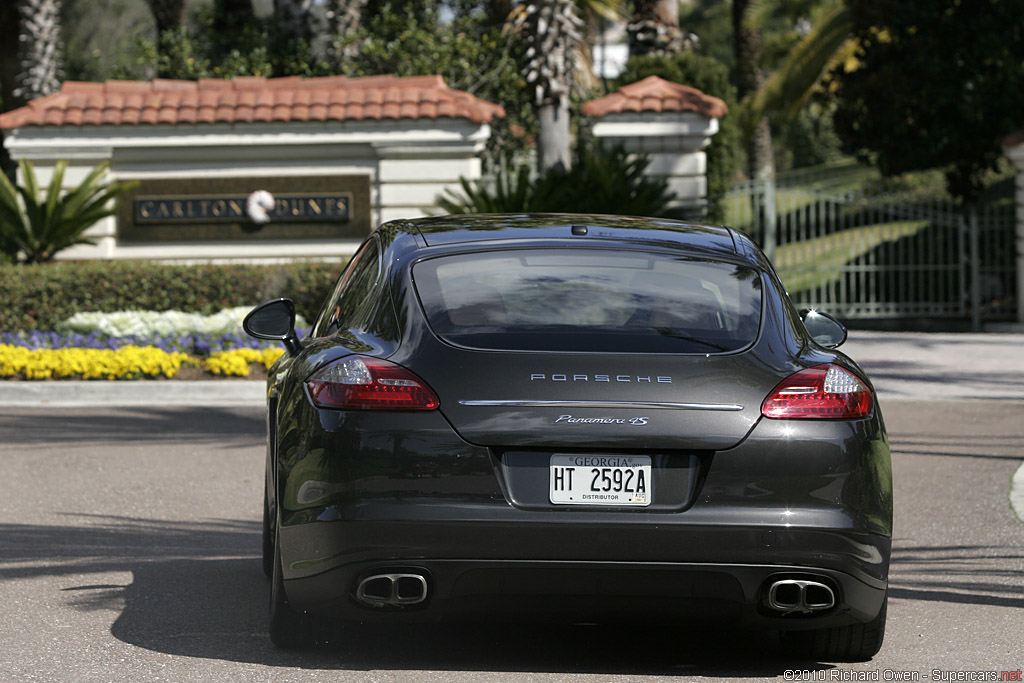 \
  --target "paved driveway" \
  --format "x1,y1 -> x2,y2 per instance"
0,330 -> 1021,681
